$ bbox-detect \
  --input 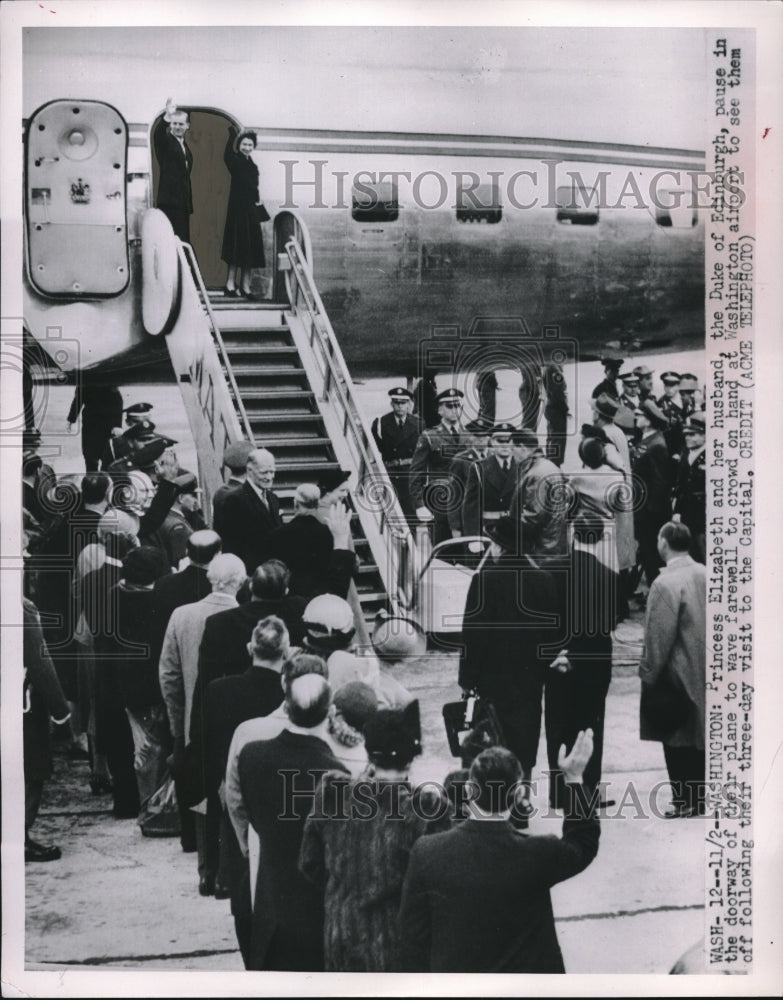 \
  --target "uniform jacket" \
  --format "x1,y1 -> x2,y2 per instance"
672,448 -> 706,537
238,730 -> 349,970
462,454 -> 519,537
639,555 -> 706,748
510,451 -> 569,556
631,430 -> 673,522
371,411 -> 421,466
409,423 -> 469,510
398,803 -> 600,973
446,447 -> 487,533
153,116 -> 193,214
147,508 -> 192,572
212,481 -> 282,575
